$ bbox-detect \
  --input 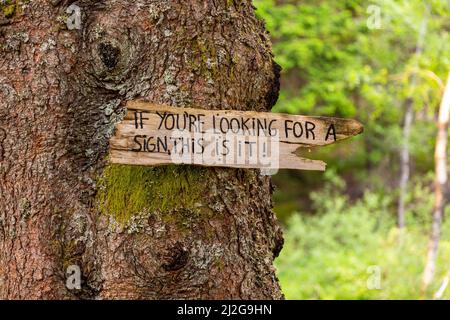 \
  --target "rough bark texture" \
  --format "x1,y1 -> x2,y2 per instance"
0,0 -> 284,299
